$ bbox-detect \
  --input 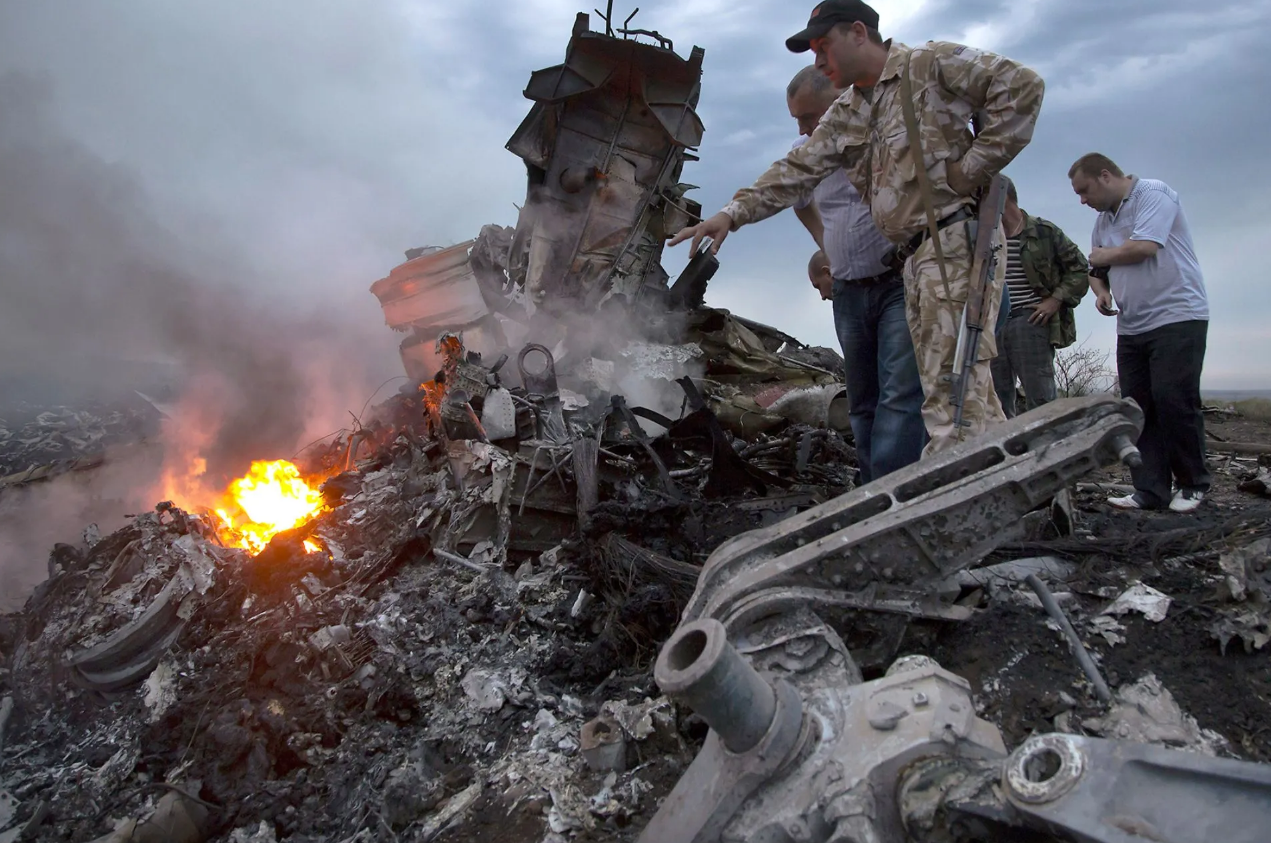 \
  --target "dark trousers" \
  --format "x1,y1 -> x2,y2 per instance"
832,277 -> 927,483
1117,320 -> 1211,507
991,309 -> 1058,419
